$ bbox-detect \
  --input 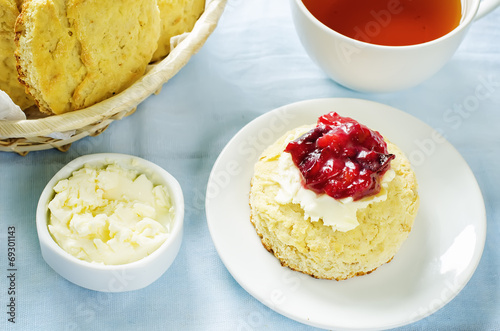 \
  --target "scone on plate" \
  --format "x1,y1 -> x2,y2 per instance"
14,0 -> 160,115
0,0 -> 34,109
249,112 -> 419,280
152,0 -> 205,62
